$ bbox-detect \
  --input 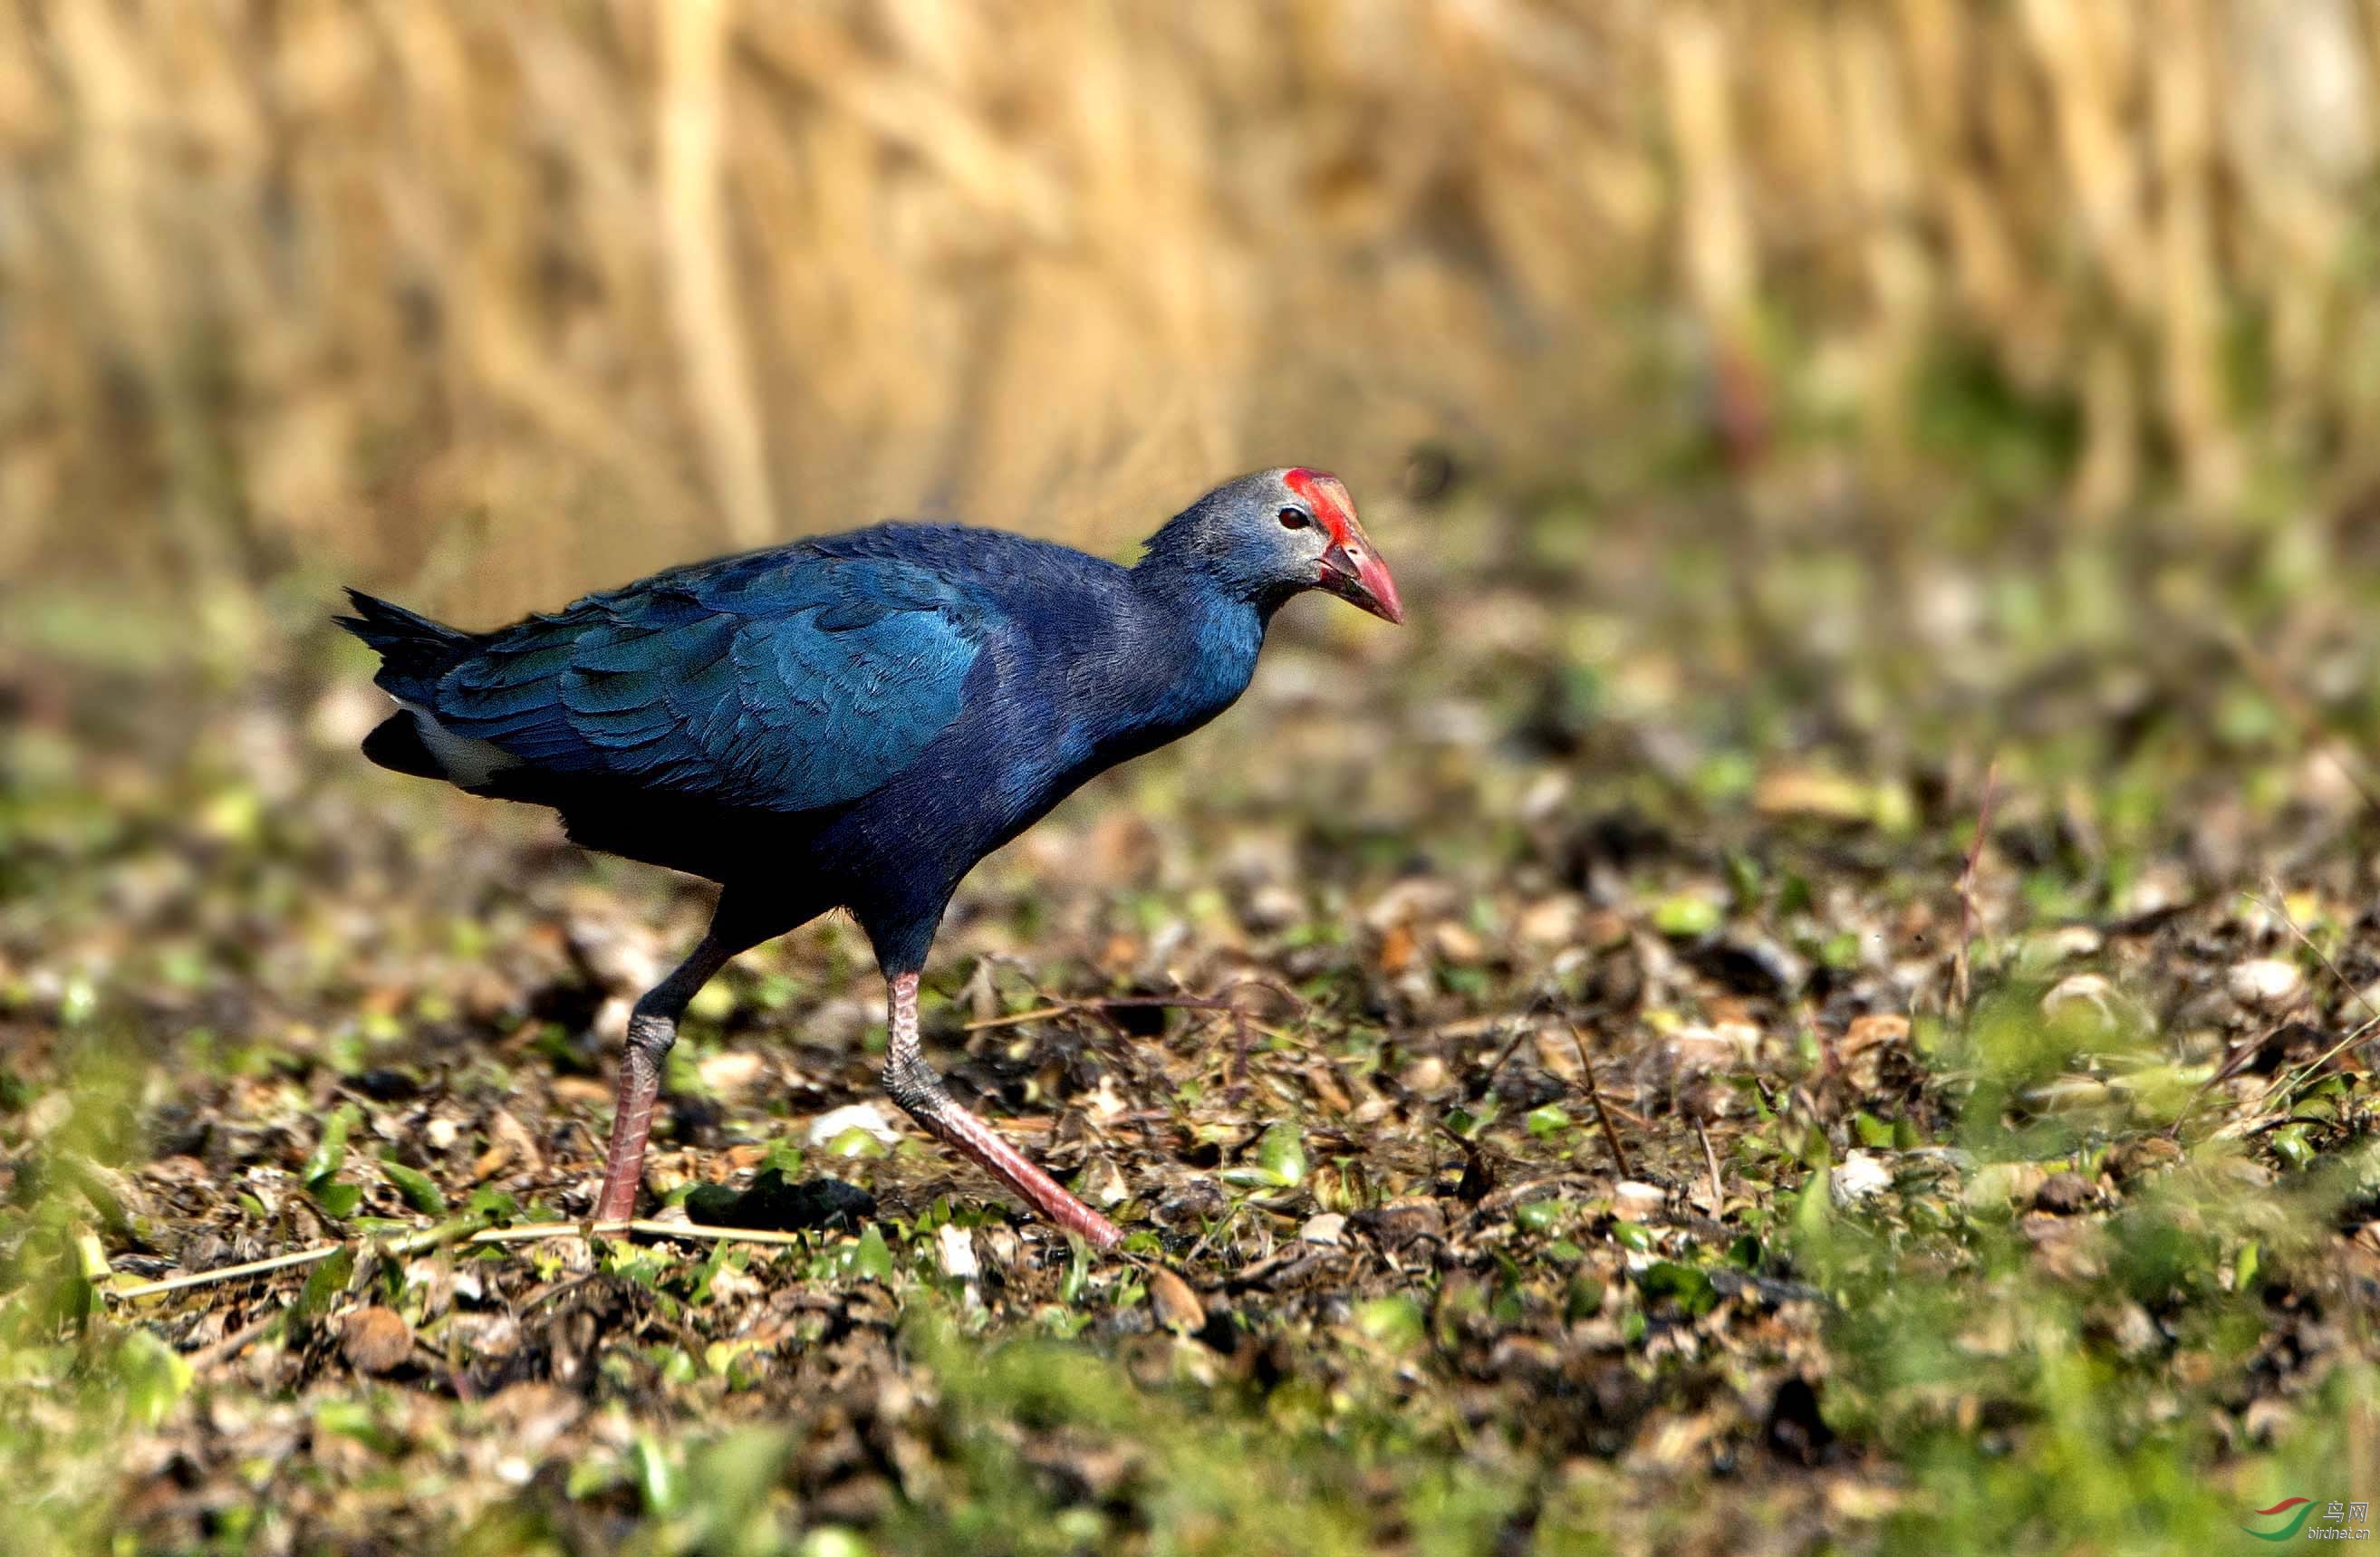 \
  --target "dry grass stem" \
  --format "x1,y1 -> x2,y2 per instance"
105,1218 -> 830,1303
1570,1023 -> 1634,1181
14,3 -> 2380,607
